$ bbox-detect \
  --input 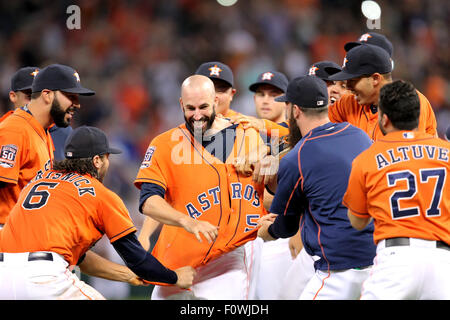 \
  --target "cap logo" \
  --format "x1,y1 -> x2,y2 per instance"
30,69 -> 39,77
208,65 -> 222,77
342,57 -> 348,68
73,72 -> 80,82
261,72 -> 274,80
359,33 -> 372,42
308,66 -> 318,75
317,100 -> 324,106
66,151 -> 73,157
